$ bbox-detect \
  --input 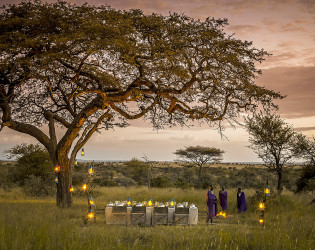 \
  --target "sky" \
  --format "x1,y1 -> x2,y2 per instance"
0,0 -> 314,162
